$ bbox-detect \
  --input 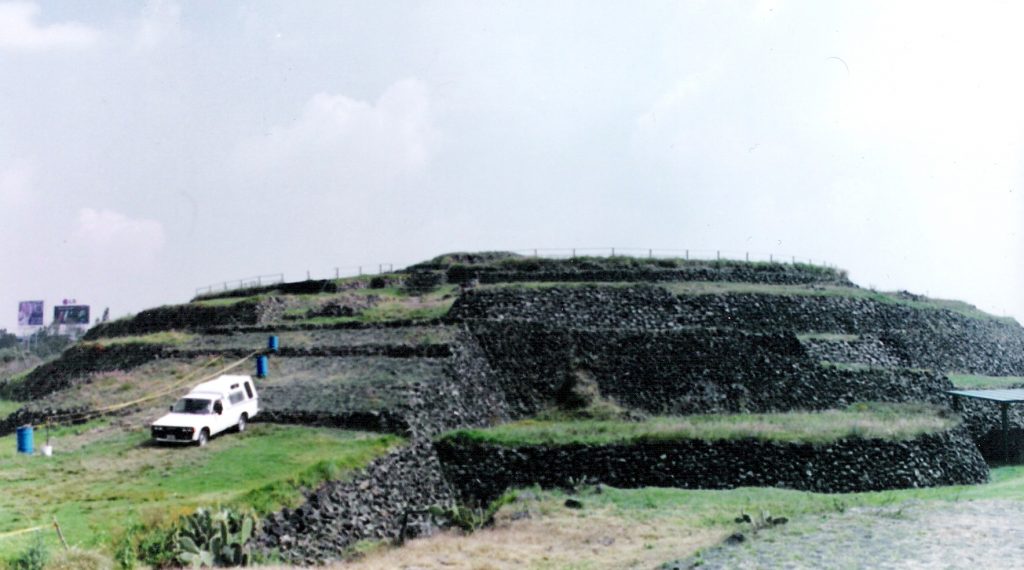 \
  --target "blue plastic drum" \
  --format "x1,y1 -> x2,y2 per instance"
16,425 -> 33,454
256,355 -> 269,378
